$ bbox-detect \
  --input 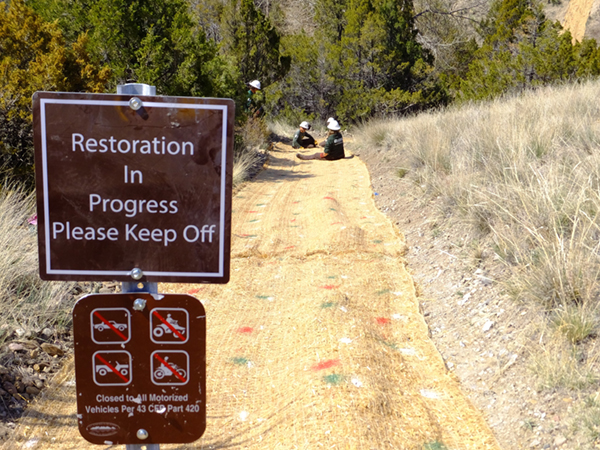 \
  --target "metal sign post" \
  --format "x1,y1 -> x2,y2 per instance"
32,84 -> 234,448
